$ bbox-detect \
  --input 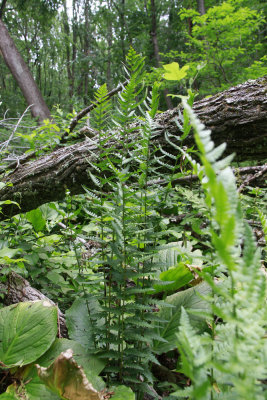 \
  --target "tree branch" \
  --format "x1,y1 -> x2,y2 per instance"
60,80 -> 128,143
